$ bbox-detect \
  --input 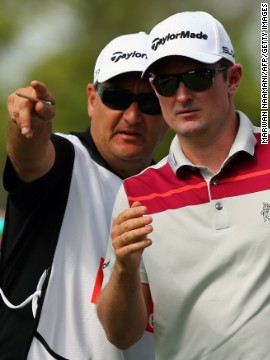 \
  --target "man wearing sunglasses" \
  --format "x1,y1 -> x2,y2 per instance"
98,11 -> 270,360
0,32 -> 167,359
